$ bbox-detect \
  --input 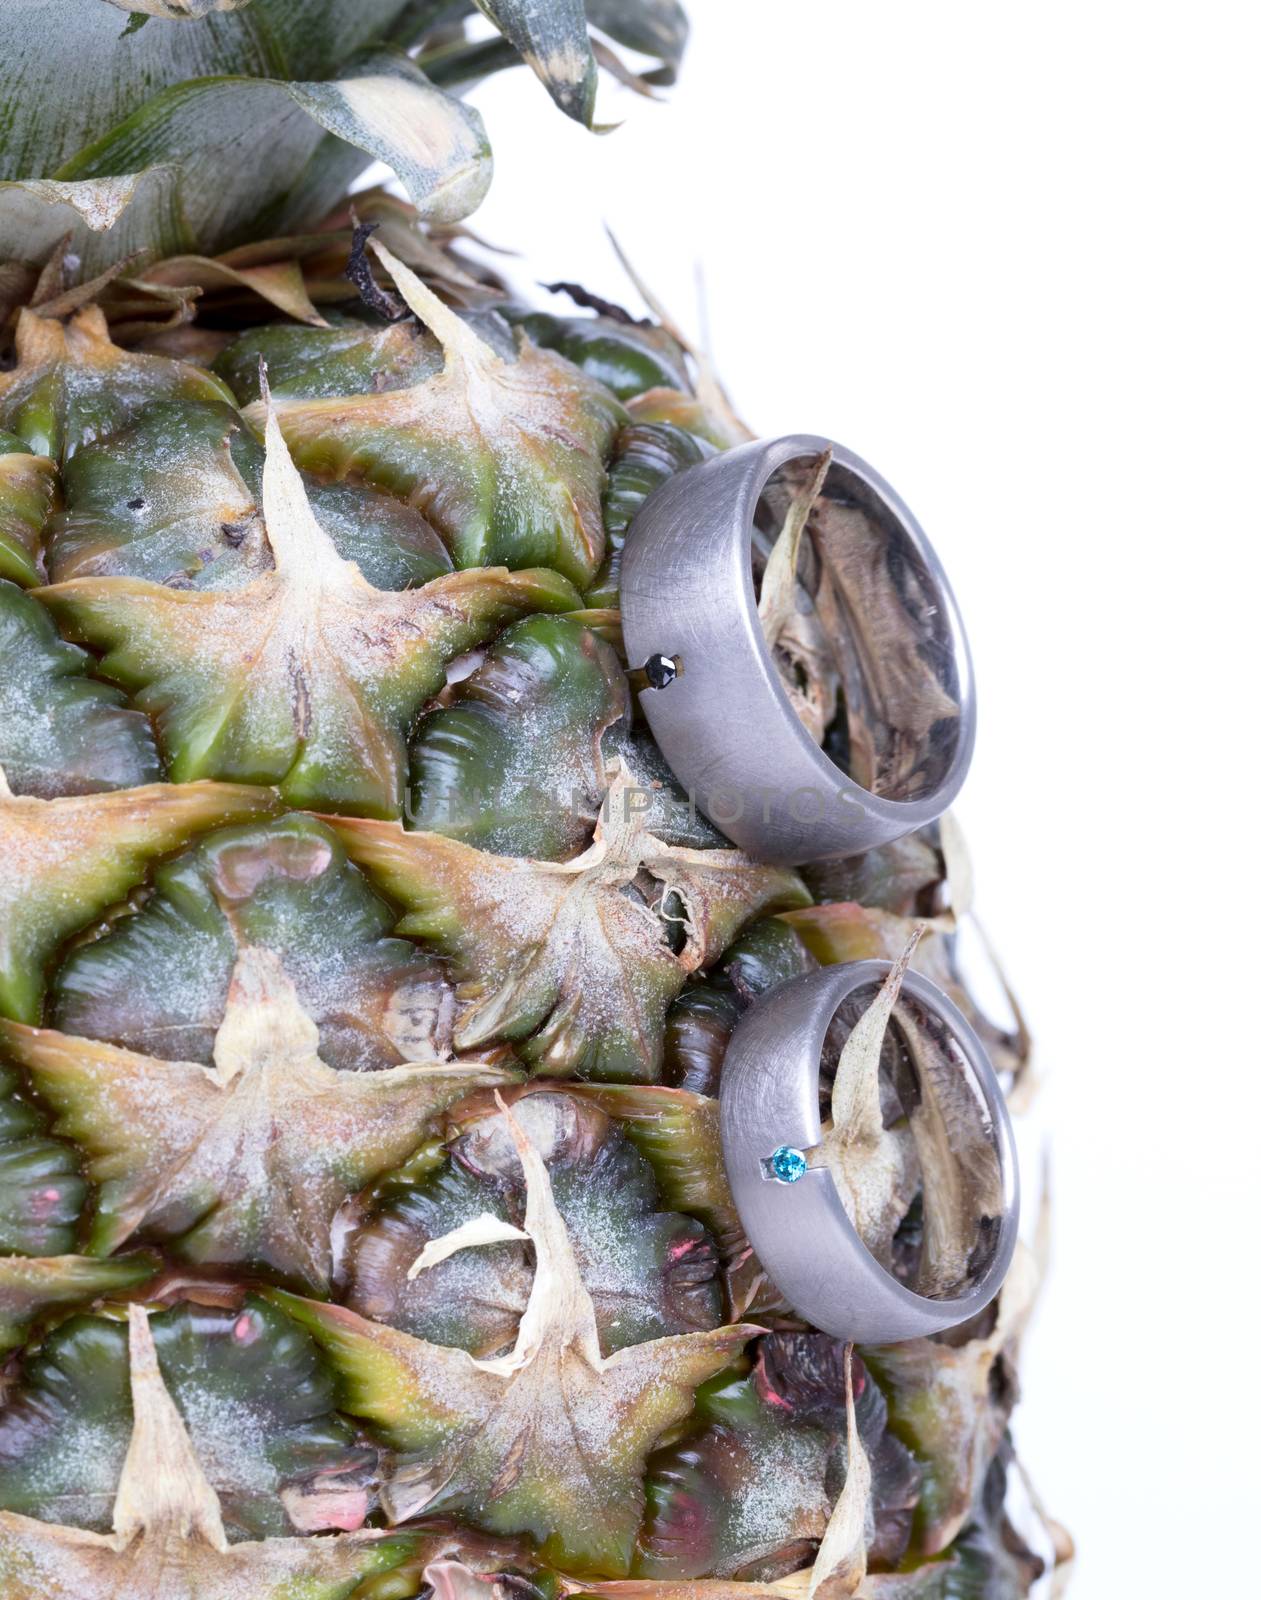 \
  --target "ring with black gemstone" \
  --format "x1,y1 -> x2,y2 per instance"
620,434 -> 976,865
719,961 -> 1019,1344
